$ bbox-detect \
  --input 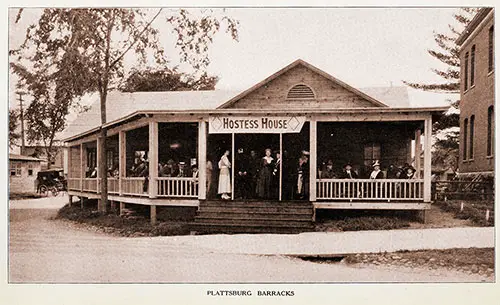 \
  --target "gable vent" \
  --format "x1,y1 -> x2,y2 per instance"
287,84 -> 315,99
